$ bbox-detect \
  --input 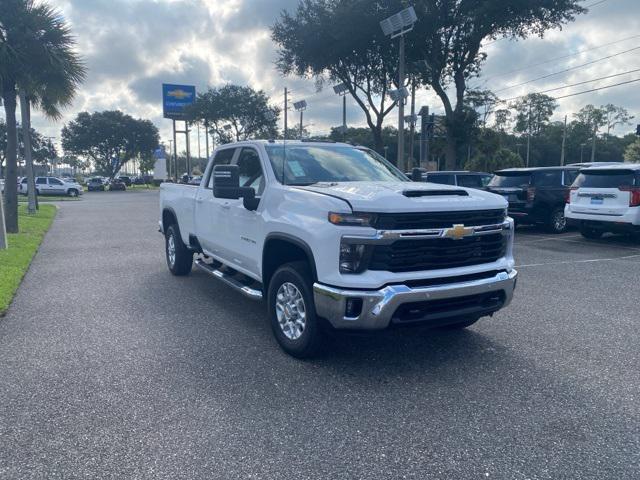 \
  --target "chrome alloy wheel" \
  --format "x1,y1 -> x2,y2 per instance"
275,282 -> 307,340
167,233 -> 176,267
552,210 -> 566,232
